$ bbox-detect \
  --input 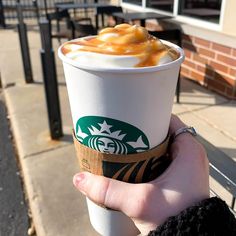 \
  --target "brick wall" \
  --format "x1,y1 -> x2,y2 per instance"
181,34 -> 236,99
